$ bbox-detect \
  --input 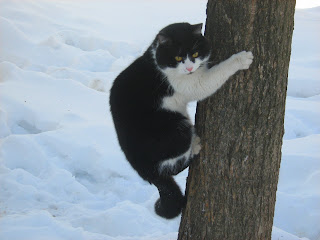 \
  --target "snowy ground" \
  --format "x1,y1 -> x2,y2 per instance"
0,1 -> 319,240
